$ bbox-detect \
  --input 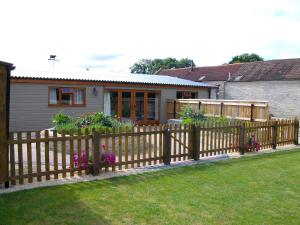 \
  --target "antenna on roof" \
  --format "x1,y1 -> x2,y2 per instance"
48,55 -> 59,70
